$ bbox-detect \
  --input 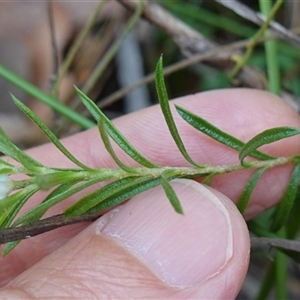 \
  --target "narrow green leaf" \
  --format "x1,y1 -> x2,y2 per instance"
271,164 -> 300,232
98,119 -> 137,173
2,240 -> 21,256
237,168 -> 267,214
0,185 -> 38,228
85,176 -> 163,214
155,56 -> 202,167
35,170 -> 87,190
42,181 -> 78,203
176,105 -> 274,161
65,176 -> 139,217
161,173 -> 183,214
16,182 -> 80,225
76,87 -> 158,168
0,195 -> 21,229
0,158 -> 17,174
239,127 -> 300,165
2,187 -> 38,229
12,96 -> 91,170
0,127 -> 43,171
202,172 -> 219,185
279,248 -> 300,264
13,177 -> 102,226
